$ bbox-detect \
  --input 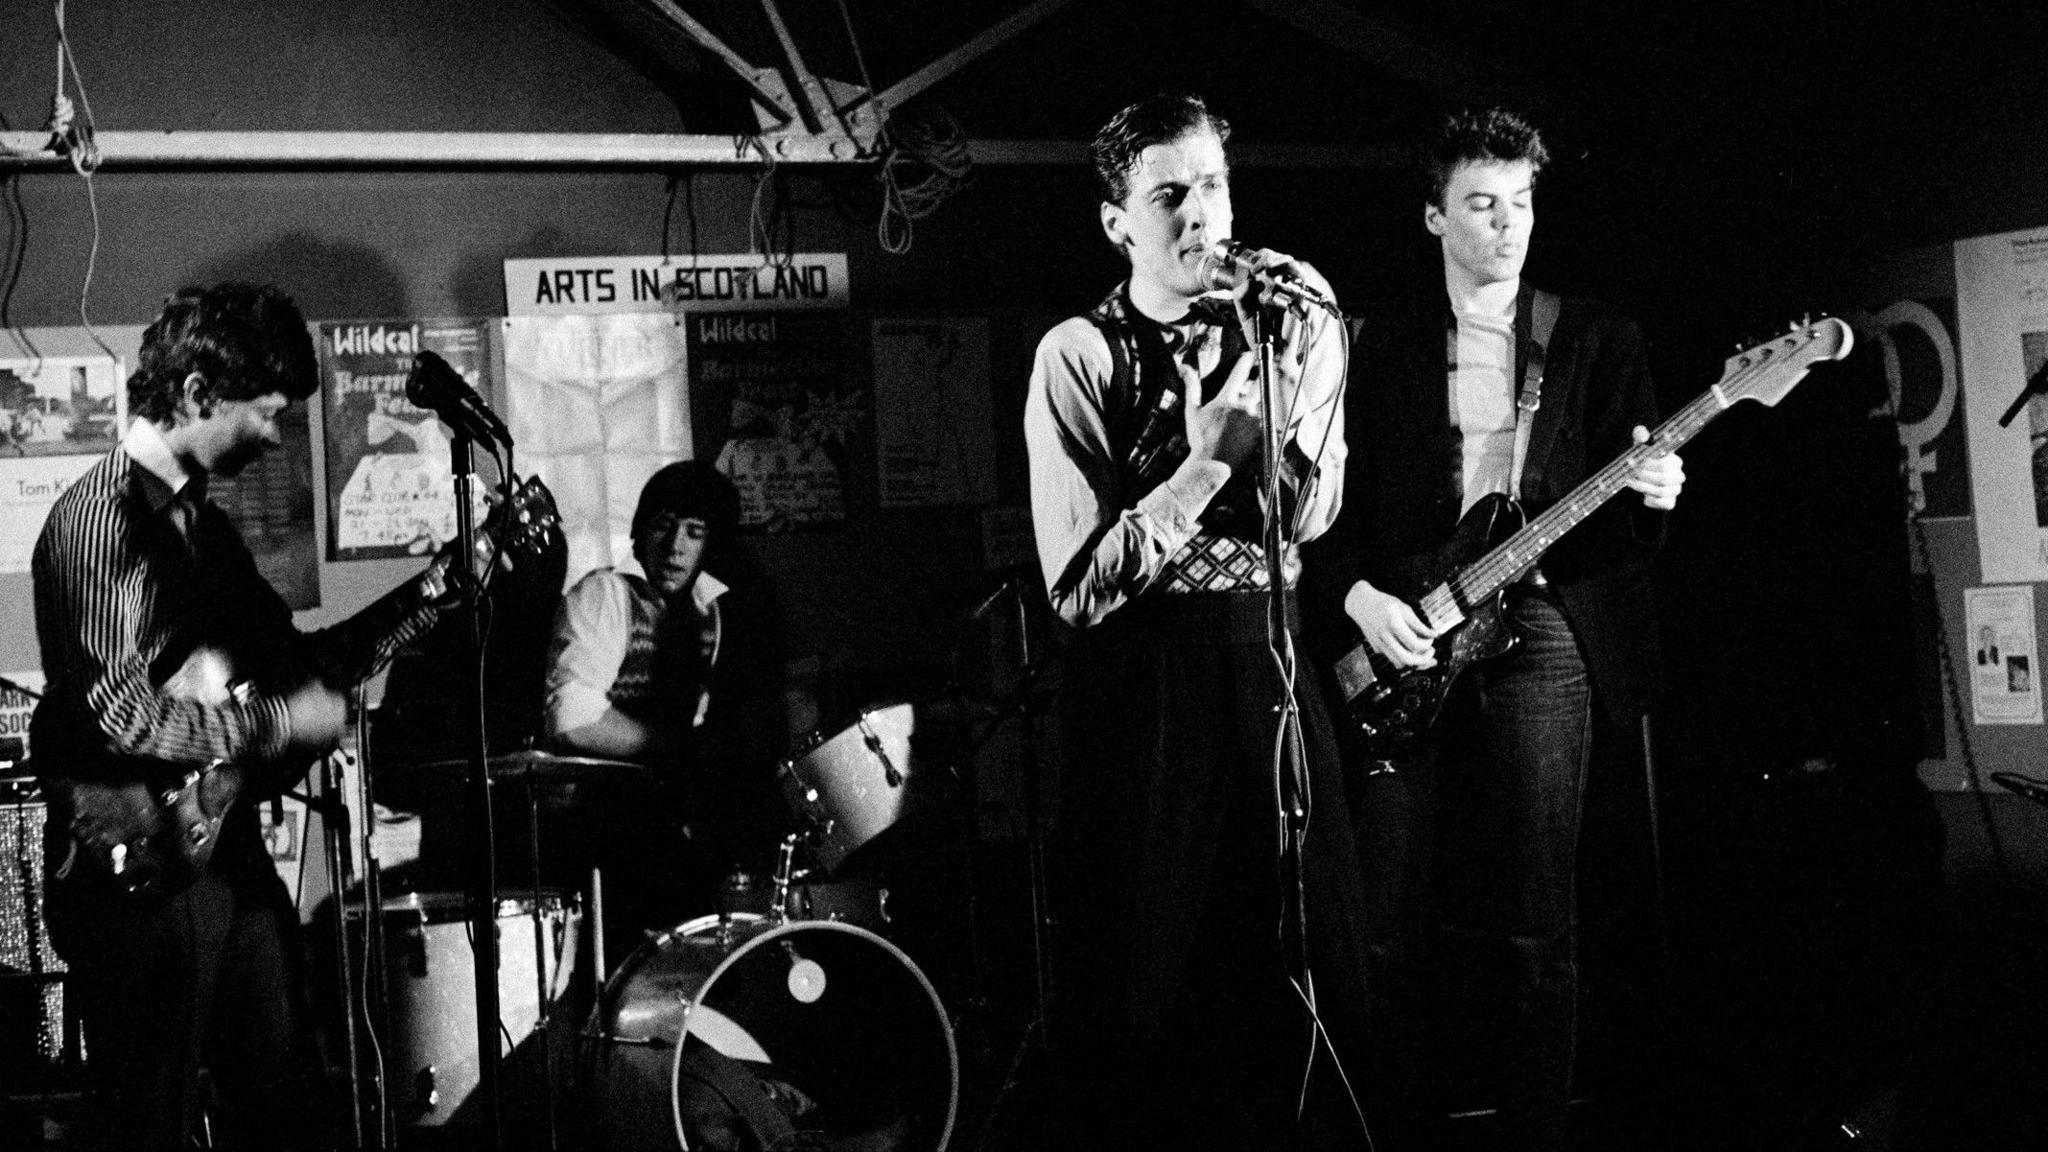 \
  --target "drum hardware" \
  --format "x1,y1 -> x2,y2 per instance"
346,889 -> 581,1129
769,834 -> 798,924
859,715 -> 904,788
342,743 -> 635,1150
778,702 -> 923,874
